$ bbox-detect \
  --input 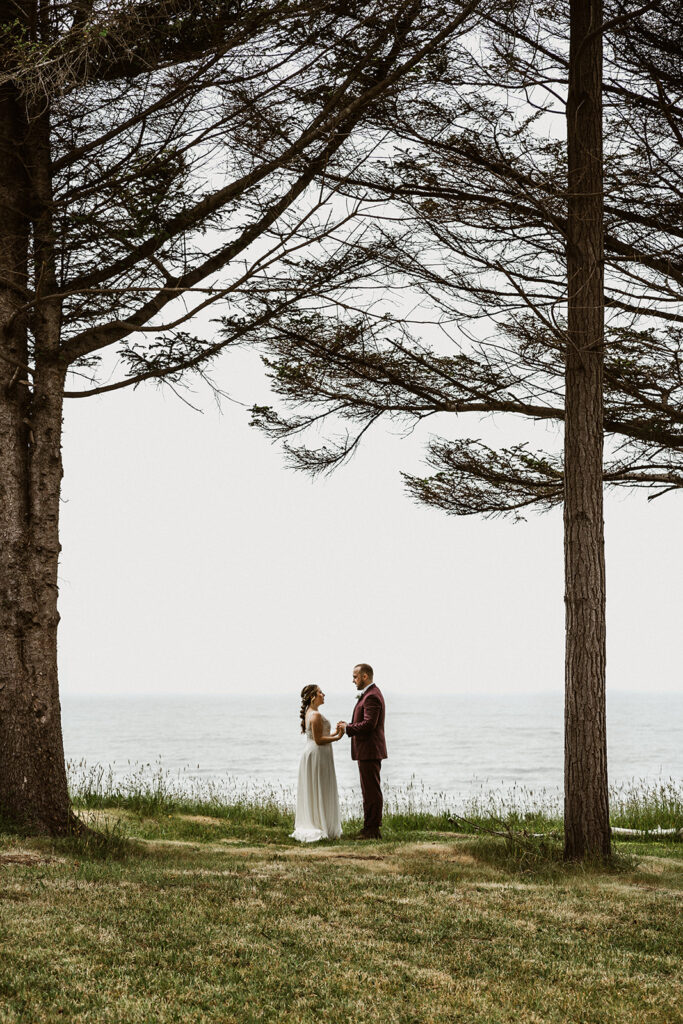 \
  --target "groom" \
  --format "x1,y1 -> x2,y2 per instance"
339,663 -> 387,840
